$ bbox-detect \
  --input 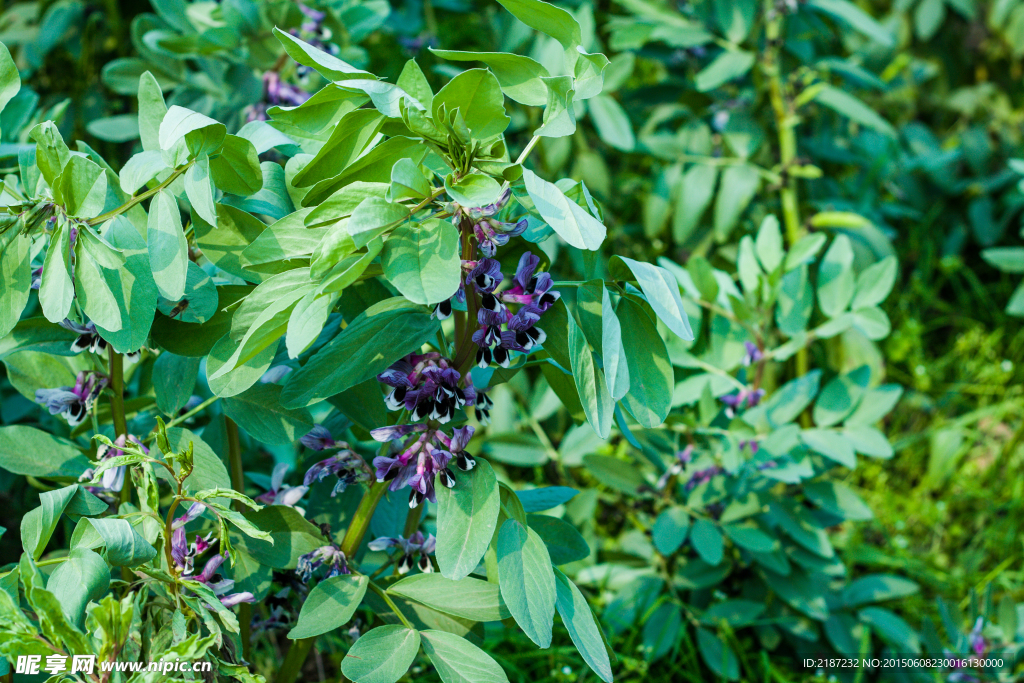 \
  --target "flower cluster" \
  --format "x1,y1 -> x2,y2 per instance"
296,543 -> 350,582
171,505 -> 253,607
452,188 -> 528,257
463,252 -> 559,370
301,426 -> 370,496
368,531 -> 436,574
371,423 -> 477,507
79,434 -> 147,499
256,462 -> 308,511
35,371 -> 106,426
379,353 -> 474,424
720,386 -> 765,418
247,71 -> 310,122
